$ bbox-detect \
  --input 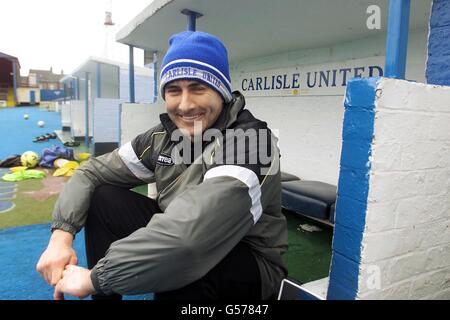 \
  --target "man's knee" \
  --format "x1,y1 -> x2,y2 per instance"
92,185 -> 121,205
89,185 -> 124,216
